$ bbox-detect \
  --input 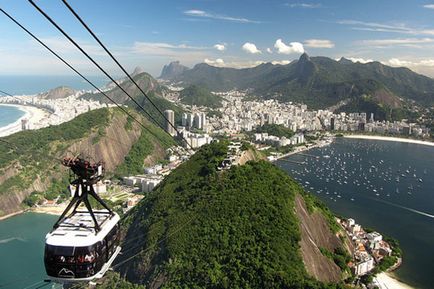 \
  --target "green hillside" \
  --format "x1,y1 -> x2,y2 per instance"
114,142 -> 347,289
0,108 -> 173,216
180,84 -> 223,108
82,72 -> 184,124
